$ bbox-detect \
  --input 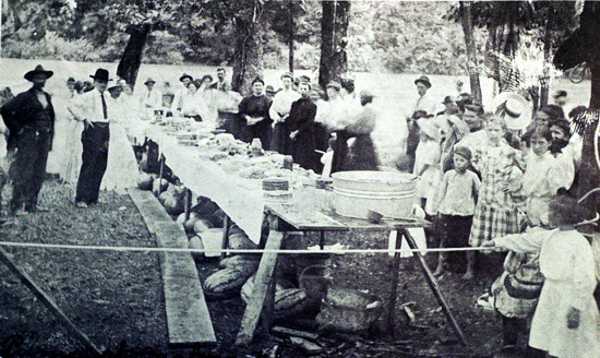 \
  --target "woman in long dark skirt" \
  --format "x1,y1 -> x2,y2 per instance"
338,90 -> 379,171
288,81 -> 318,171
